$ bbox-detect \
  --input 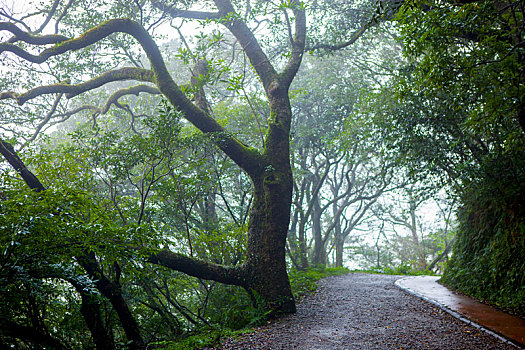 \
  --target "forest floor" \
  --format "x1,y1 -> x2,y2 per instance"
208,273 -> 517,350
